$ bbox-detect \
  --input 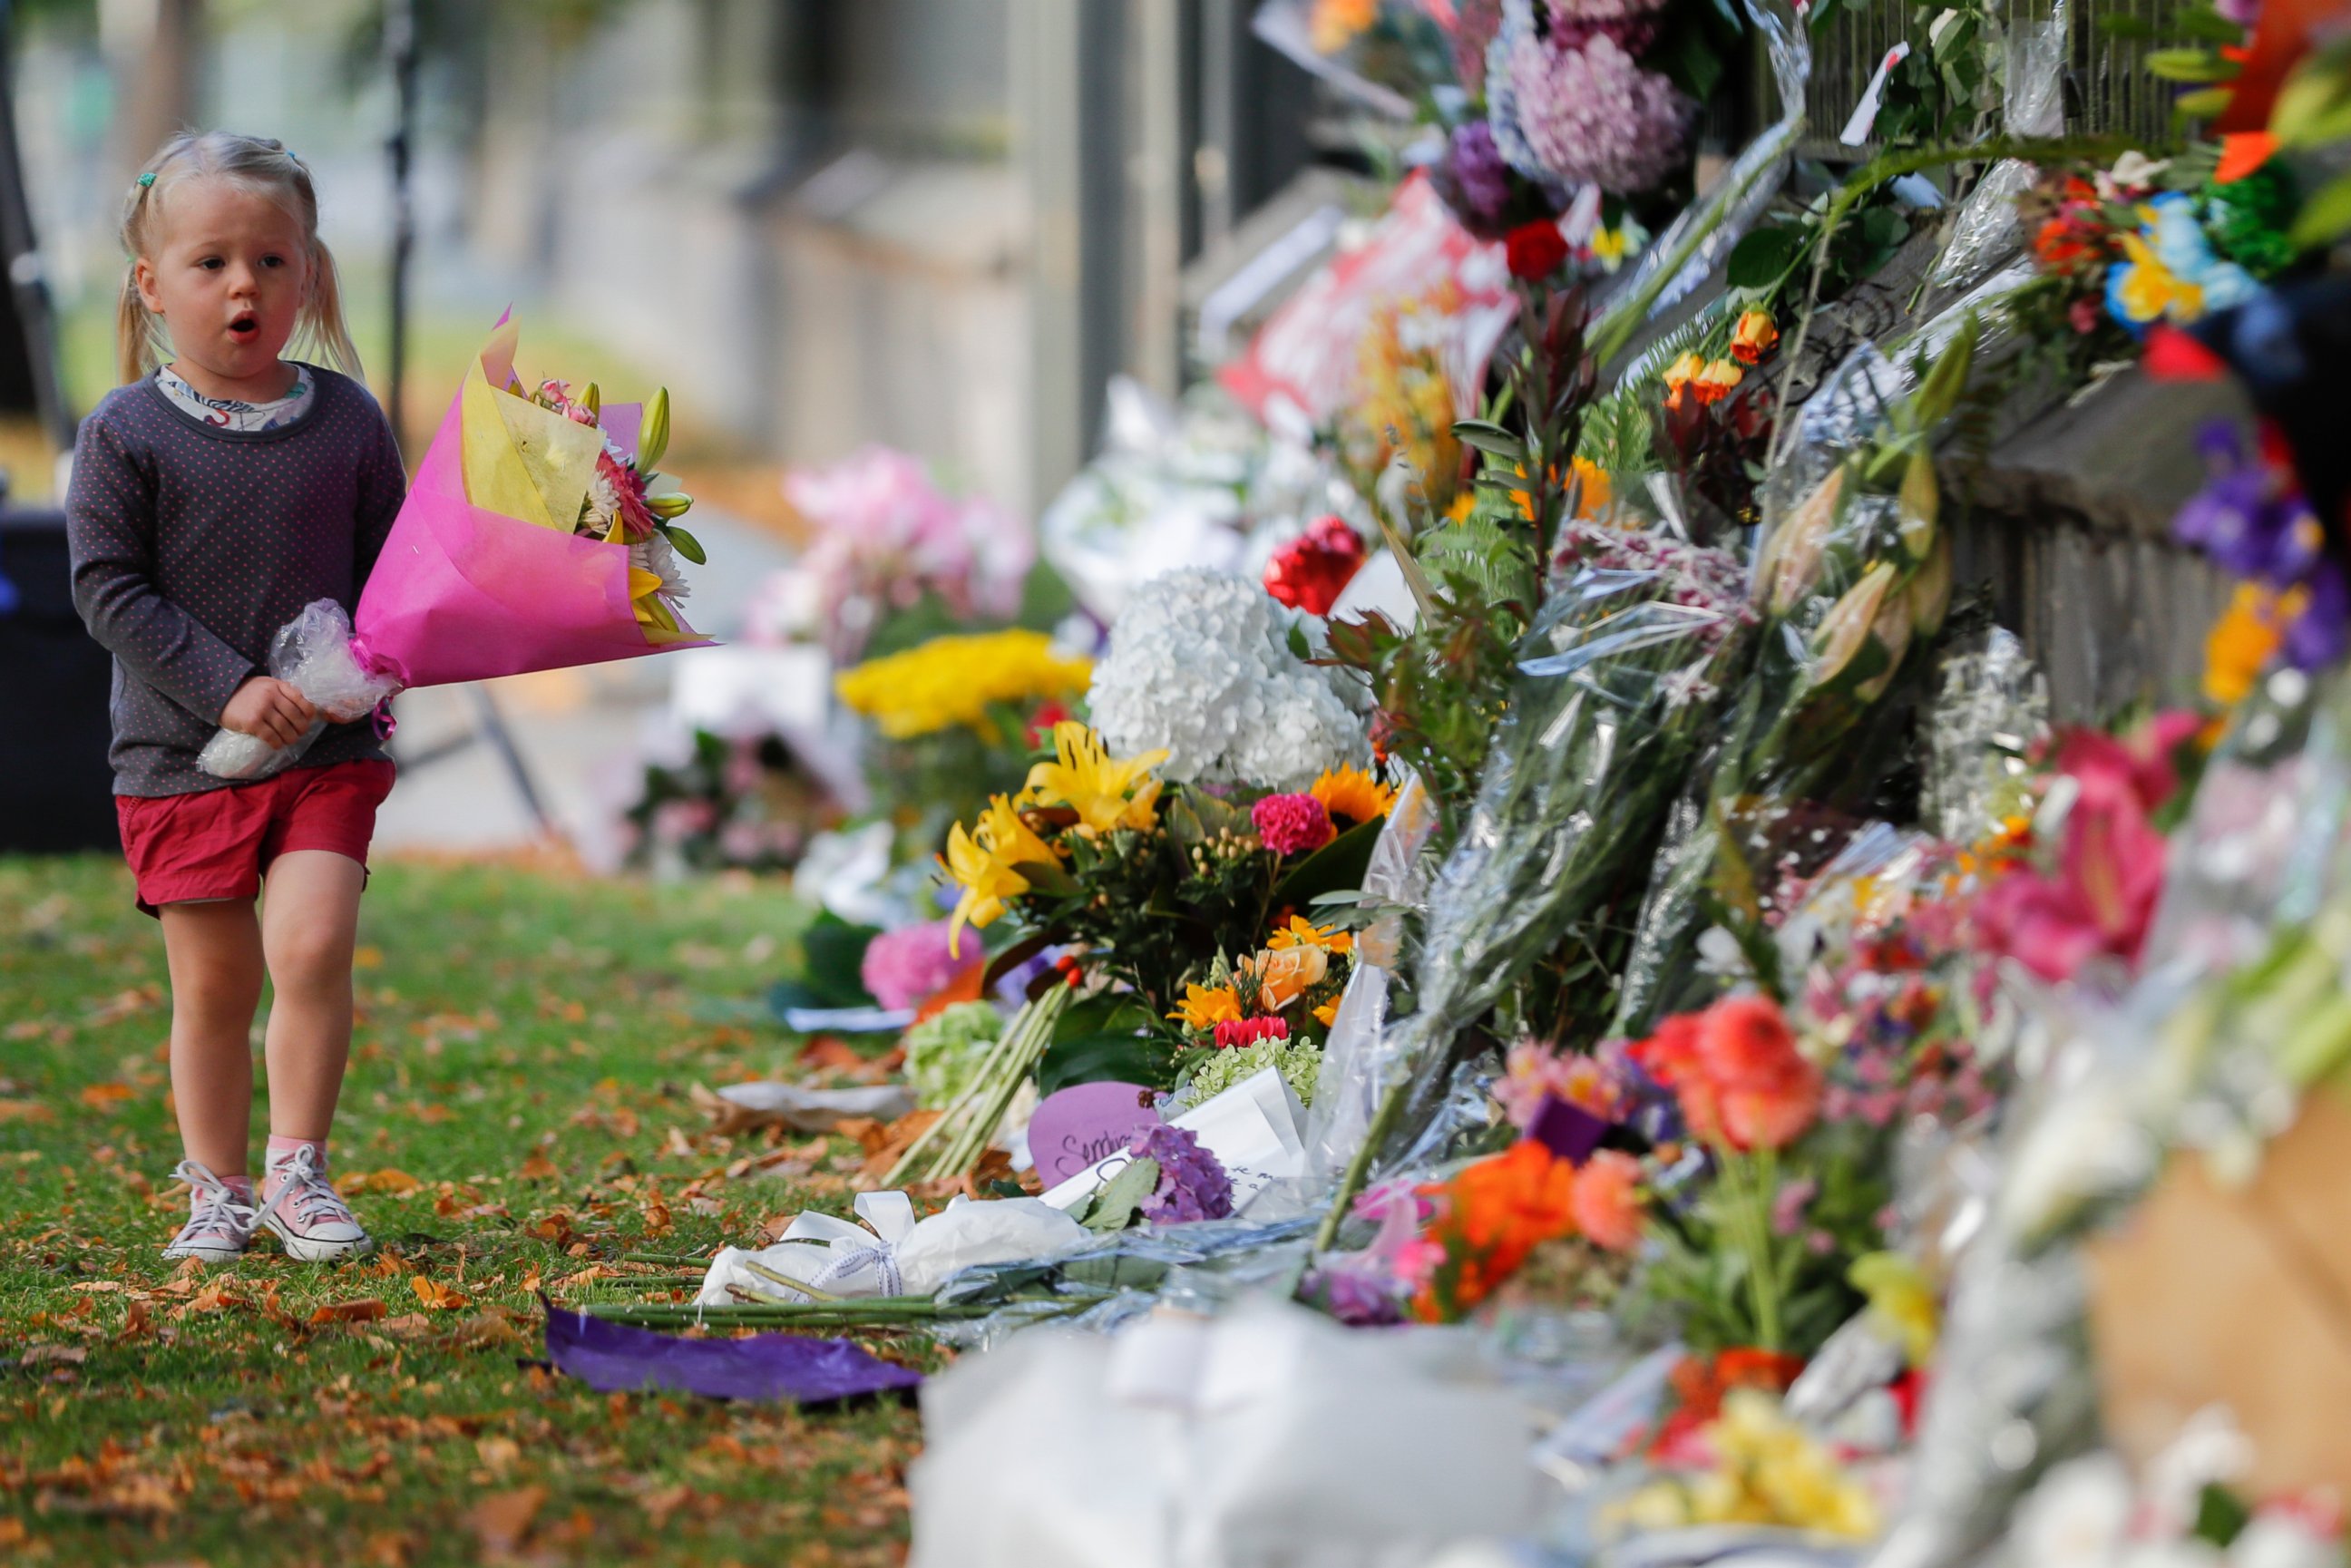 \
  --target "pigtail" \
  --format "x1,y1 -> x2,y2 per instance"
296,235 -> 364,383
114,265 -> 155,386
